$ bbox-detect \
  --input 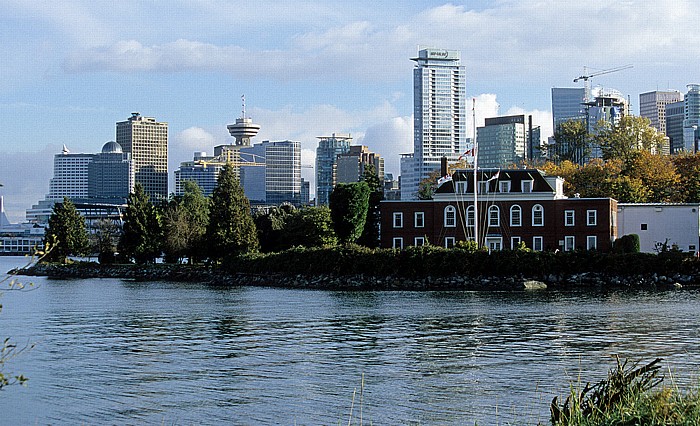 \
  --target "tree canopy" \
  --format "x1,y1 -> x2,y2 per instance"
205,163 -> 259,260
162,181 -> 210,263
329,181 -> 370,244
118,183 -> 162,264
44,197 -> 90,263
358,163 -> 383,247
